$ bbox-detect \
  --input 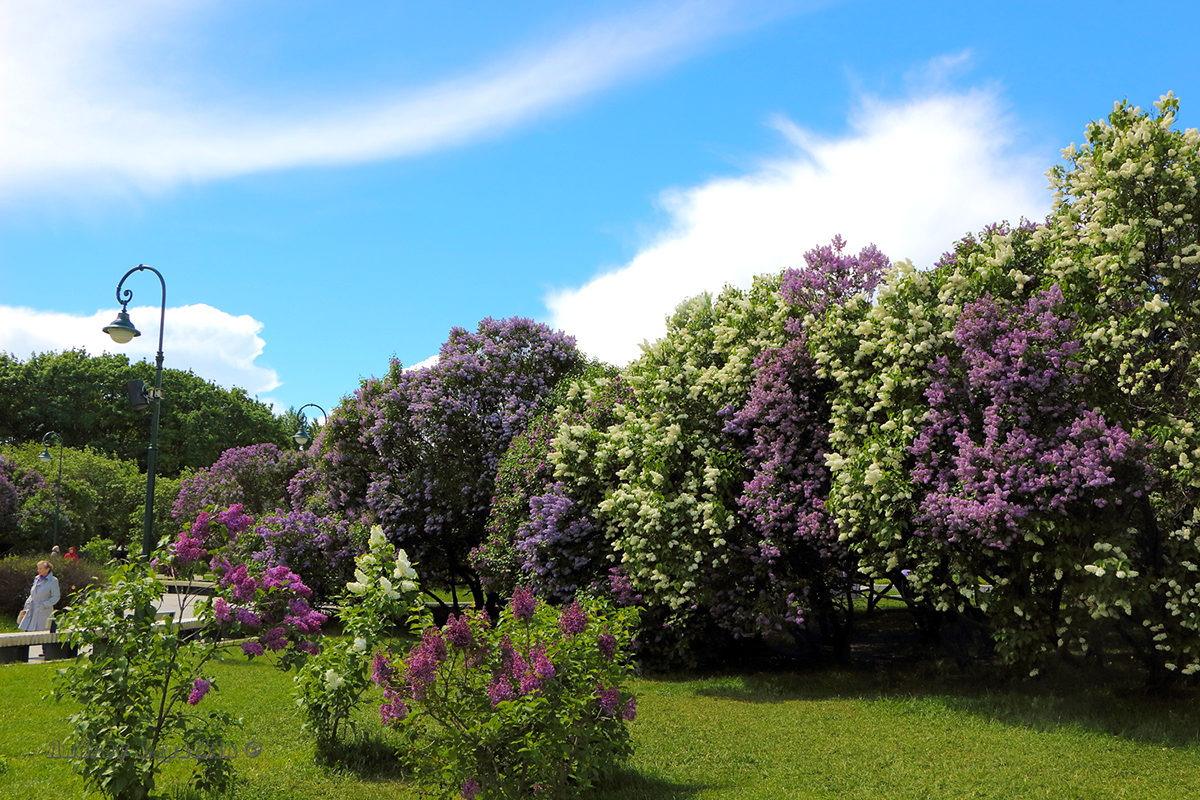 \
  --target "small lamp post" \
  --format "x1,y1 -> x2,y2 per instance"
292,404 -> 328,449
103,264 -> 167,561
37,431 -> 64,548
